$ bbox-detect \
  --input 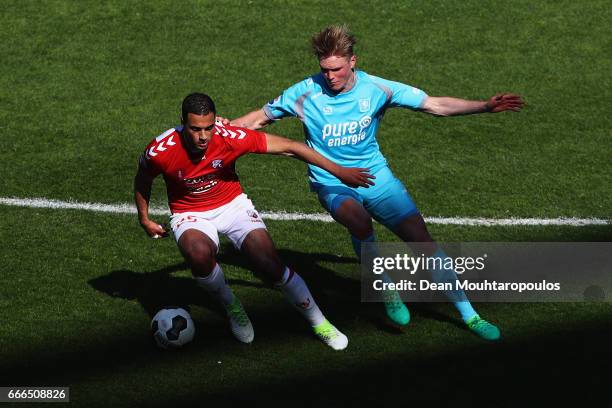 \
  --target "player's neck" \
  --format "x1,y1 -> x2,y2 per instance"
339,70 -> 357,94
